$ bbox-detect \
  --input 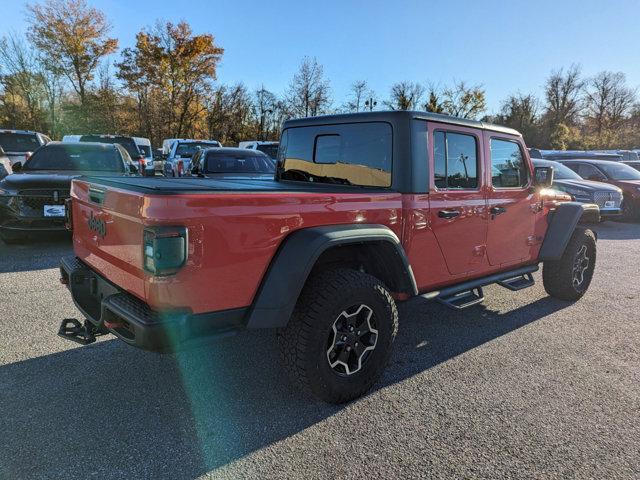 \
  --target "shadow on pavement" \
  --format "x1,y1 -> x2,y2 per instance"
0,235 -> 72,273
594,219 -> 640,240
0,295 -> 568,479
